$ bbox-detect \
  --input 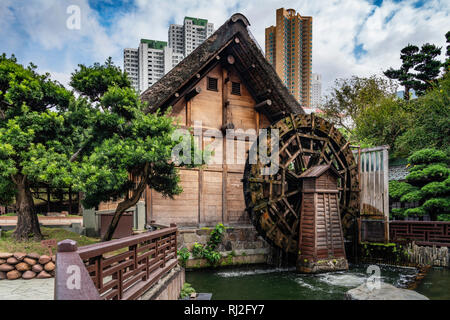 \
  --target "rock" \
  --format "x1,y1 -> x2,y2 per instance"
44,261 -> 55,272
15,262 -> 30,272
6,270 -> 21,280
32,264 -> 43,273
22,270 -> 36,280
0,271 -> 6,280
0,259 -> 5,265
36,270 -> 52,279
345,282 -> 429,300
0,264 -> 14,272
0,253 -> 13,259
6,257 -> 19,265
13,252 -> 26,261
27,252 -> 40,260
38,255 -> 51,265
23,257 -> 37,266
51,255 -> 56,263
